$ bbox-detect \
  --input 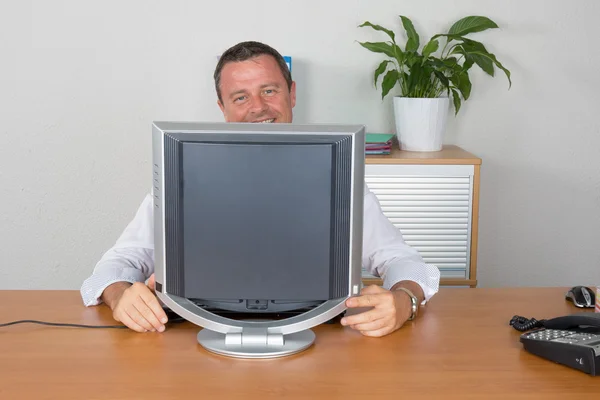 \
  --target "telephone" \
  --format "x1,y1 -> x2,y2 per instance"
510,312 -> 600,375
